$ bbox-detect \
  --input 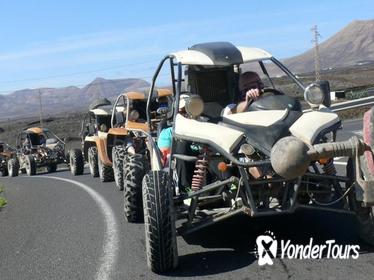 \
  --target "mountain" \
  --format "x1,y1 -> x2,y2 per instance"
0,78 -> 149,120
282,20 -> 374,74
